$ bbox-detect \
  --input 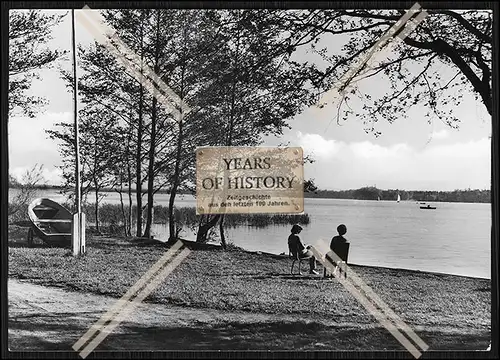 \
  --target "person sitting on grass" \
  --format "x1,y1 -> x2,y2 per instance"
325,224 -> 349,277
288,224 -> 319,275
